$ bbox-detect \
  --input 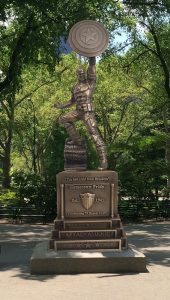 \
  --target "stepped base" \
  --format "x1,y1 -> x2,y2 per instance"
52,229 -> 118,239
30,241 -> 147,274
54,218 -> 121,230
50,216 -> 127,251
54,239 -> 122,251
